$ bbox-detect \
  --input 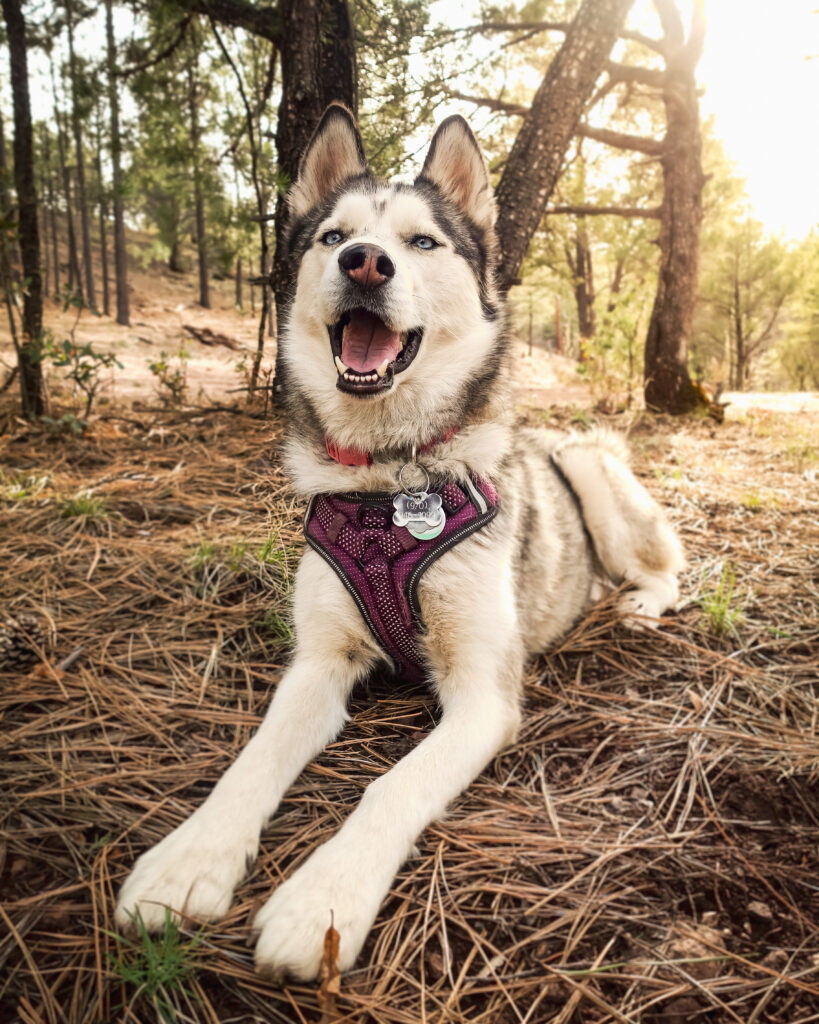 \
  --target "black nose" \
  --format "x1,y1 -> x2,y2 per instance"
338,244 -> 395,288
